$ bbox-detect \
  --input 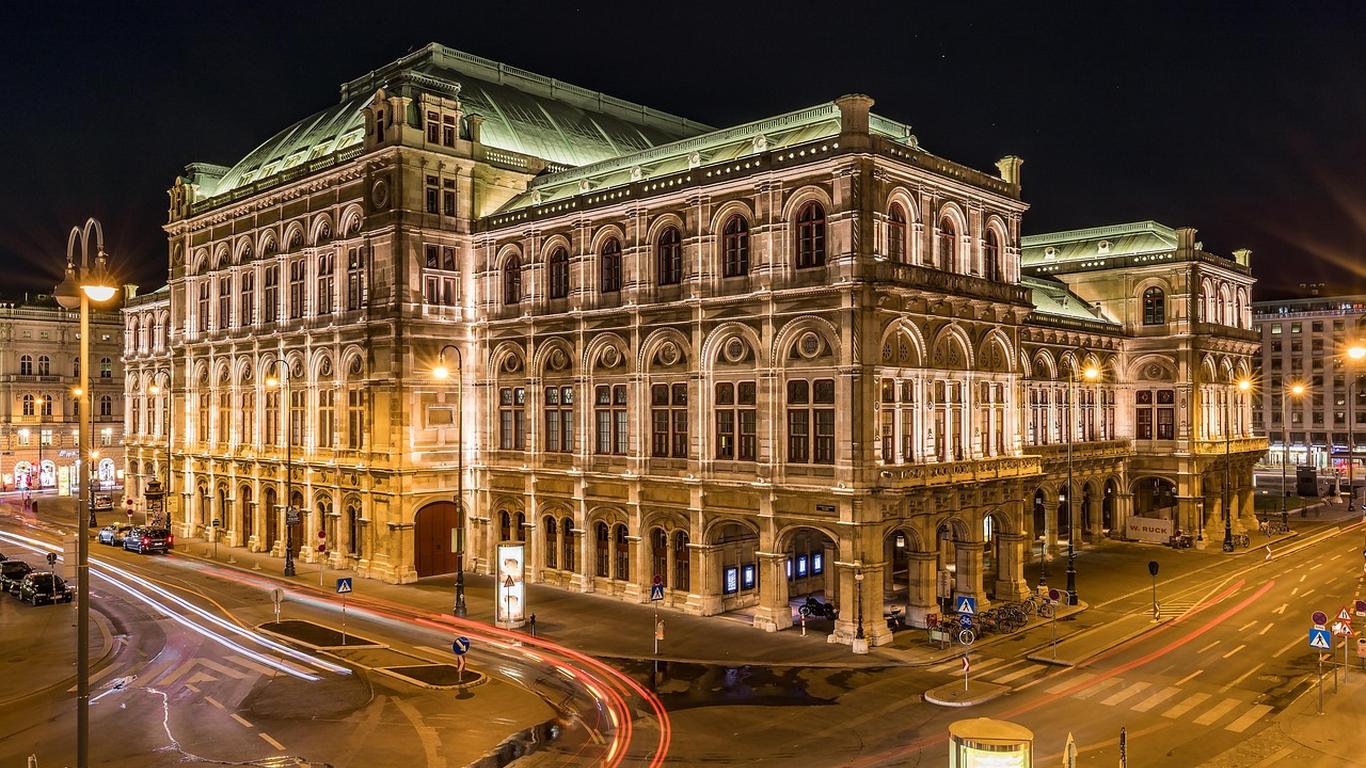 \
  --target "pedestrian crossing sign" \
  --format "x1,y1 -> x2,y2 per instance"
650,583 -> 665,601
1308,626 -> 1333,651
955,595 -> 977,615
336,577 -> 353,594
